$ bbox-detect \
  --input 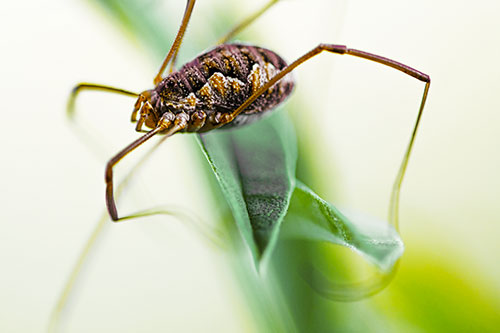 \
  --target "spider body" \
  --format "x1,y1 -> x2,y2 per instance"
140,44 -> 294,132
